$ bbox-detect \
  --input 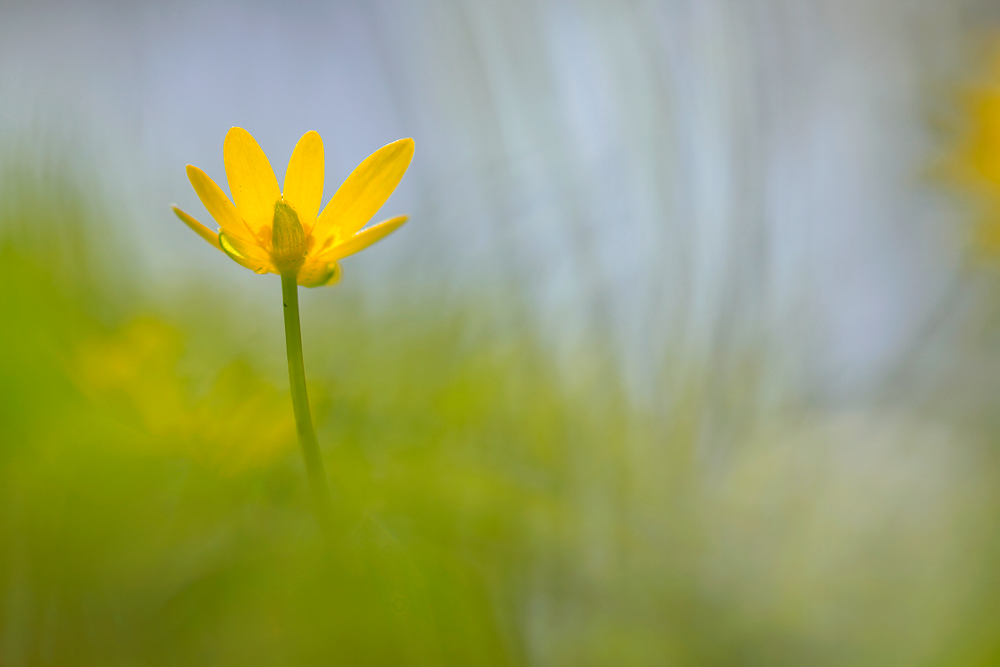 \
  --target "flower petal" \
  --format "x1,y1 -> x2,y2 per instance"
223,127 -> 281,234
297,259 -> 342,287
186,165 -> 254,238
172,206 -> 223,251
219,231 -> 276,275
283,130 -> 324,229
318,215 -> 408,262
314,138 -> 414,251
